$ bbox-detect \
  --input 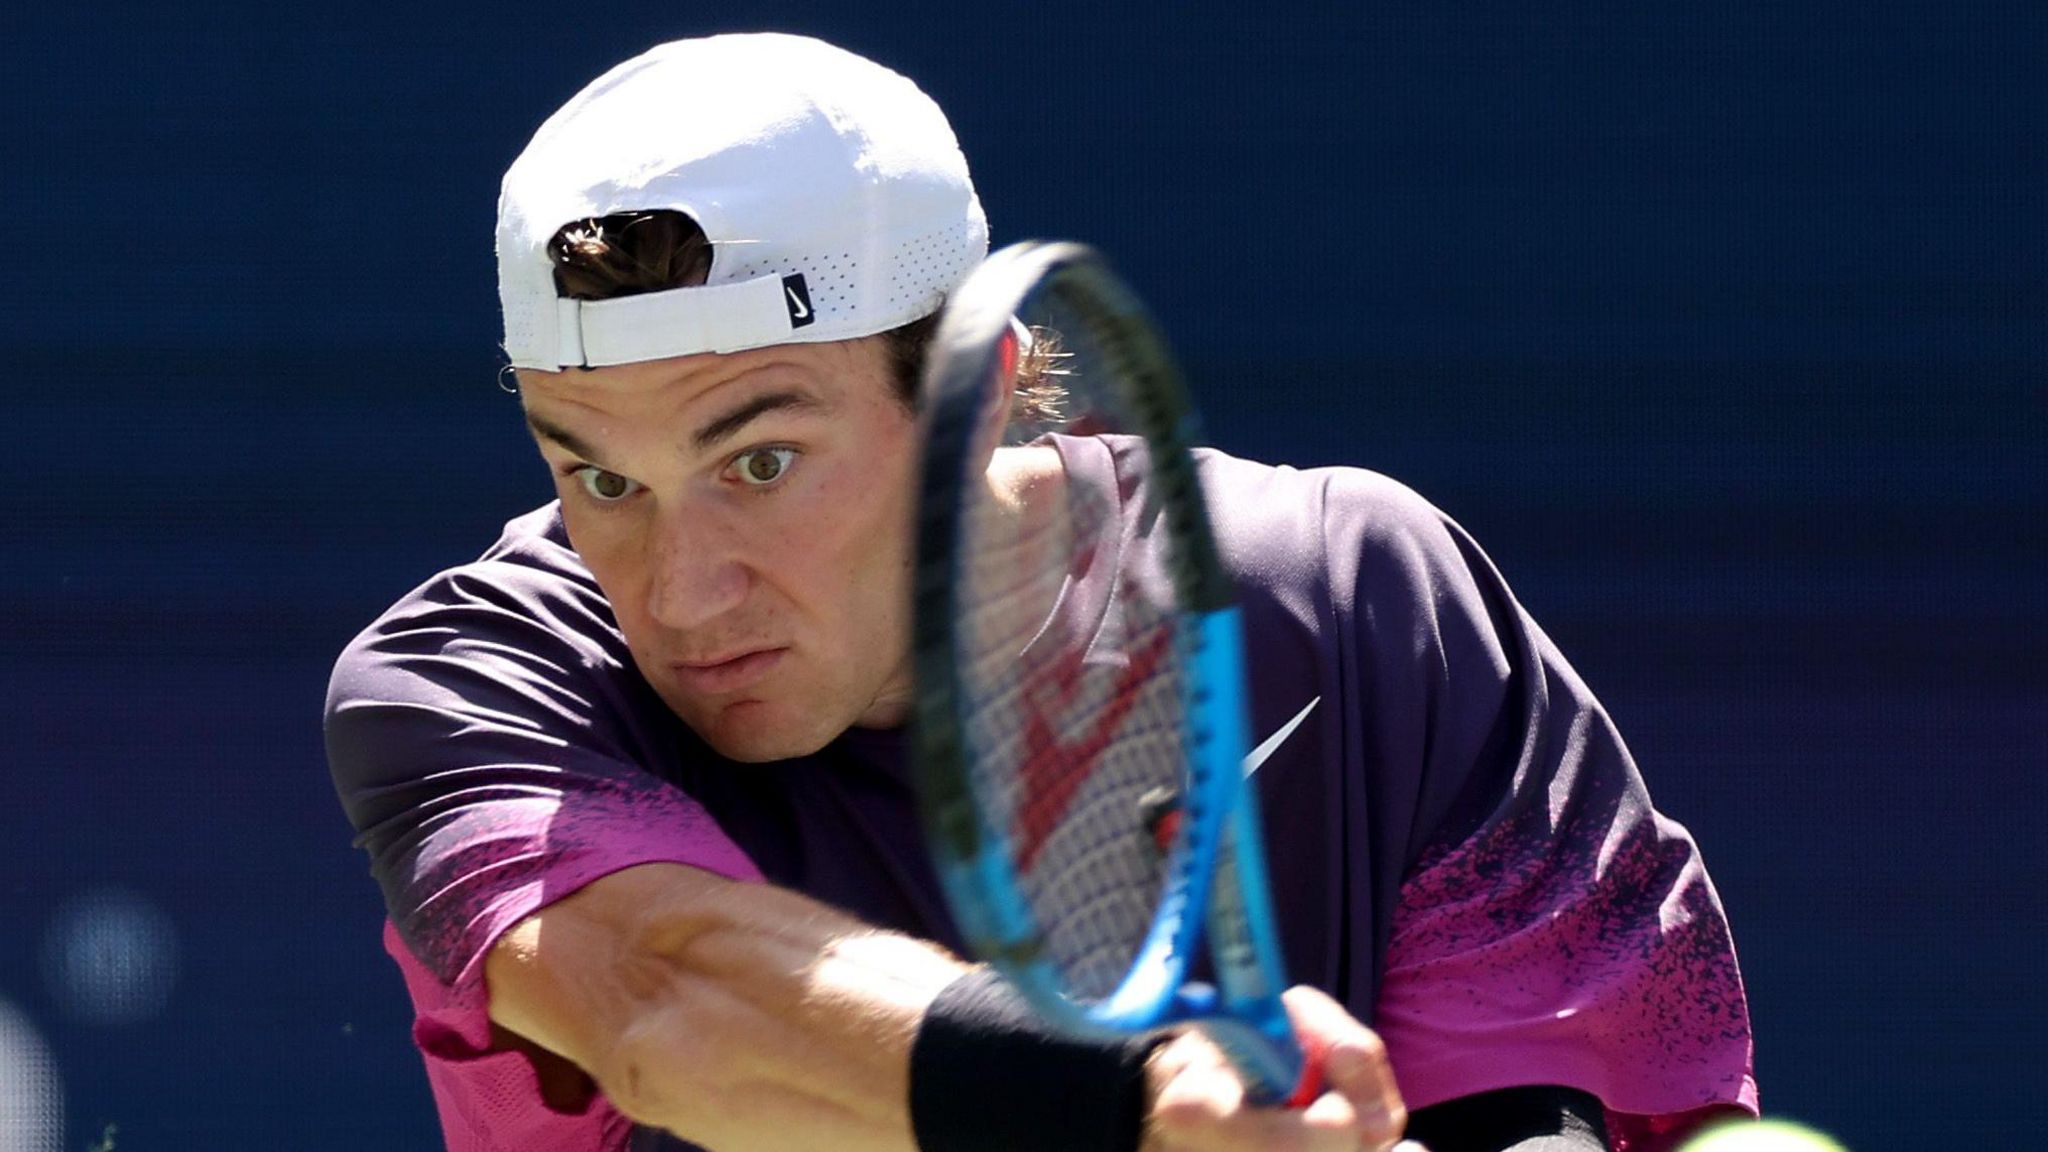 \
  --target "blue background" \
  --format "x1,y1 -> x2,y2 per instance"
1,1 -> 2041,1149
